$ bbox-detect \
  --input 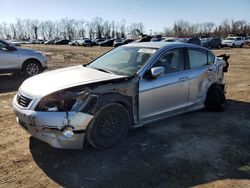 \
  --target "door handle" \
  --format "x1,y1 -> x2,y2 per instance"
179,76 -> 188,82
